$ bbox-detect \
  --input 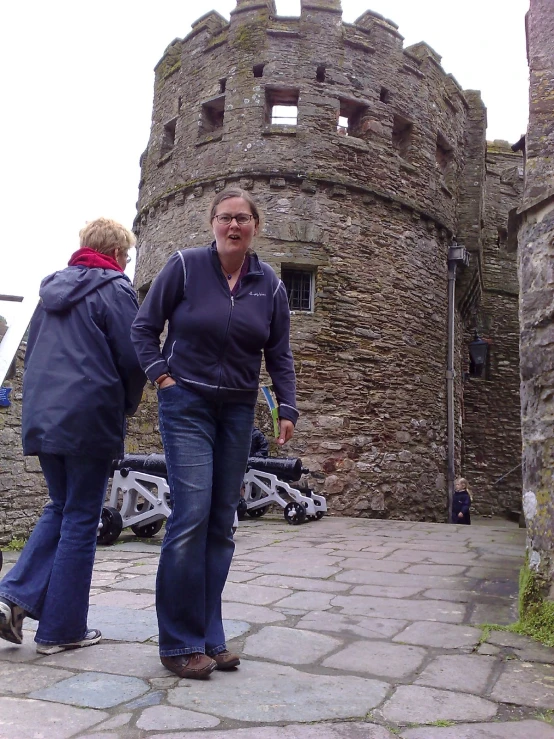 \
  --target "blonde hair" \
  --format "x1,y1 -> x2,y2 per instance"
455,477 -> 473,501
79,218 -> 136,256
